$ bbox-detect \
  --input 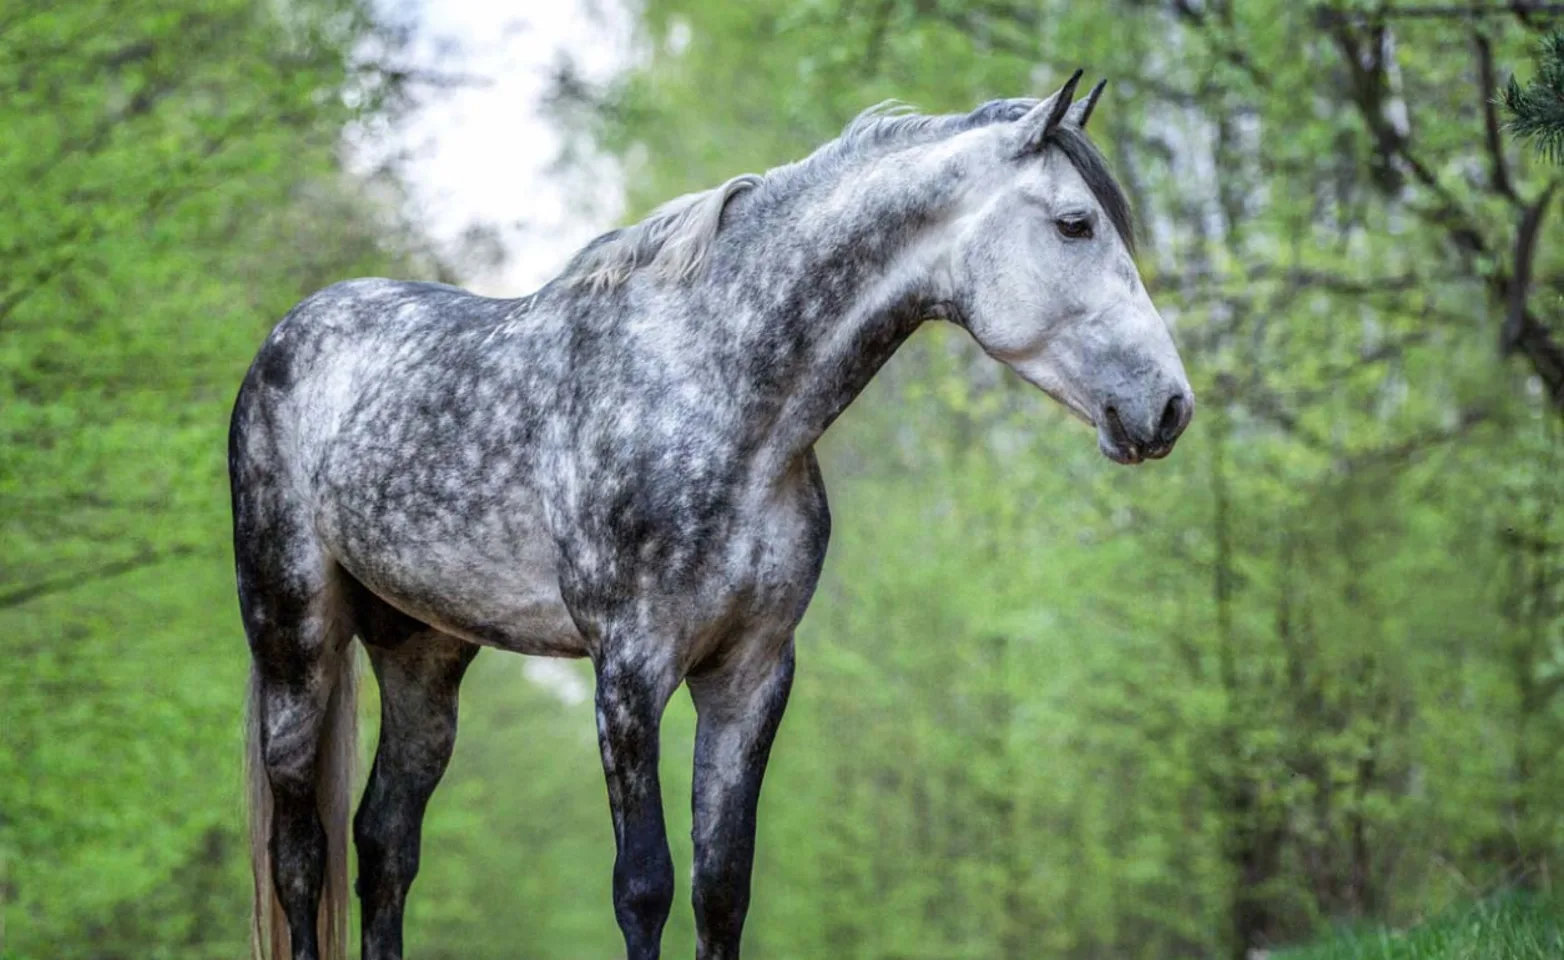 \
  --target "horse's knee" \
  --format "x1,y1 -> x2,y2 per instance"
613,814 -> 675,931
614,849 -> 675,935
260,696 -> 326,800
263,743 -> 317,807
